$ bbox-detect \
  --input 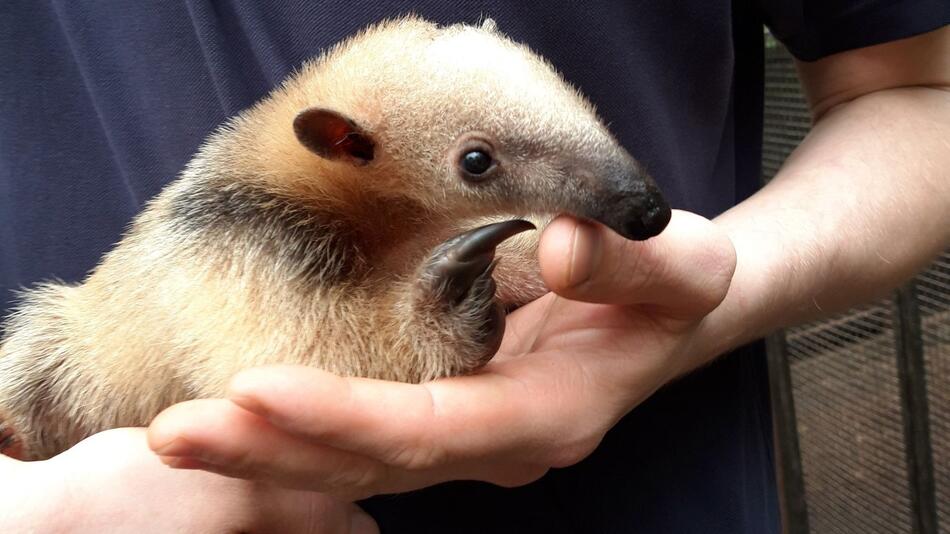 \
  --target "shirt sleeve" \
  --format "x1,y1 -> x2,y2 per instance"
757,0 -> 949,61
